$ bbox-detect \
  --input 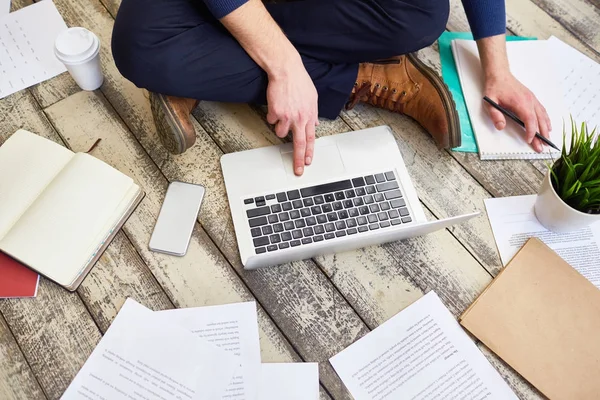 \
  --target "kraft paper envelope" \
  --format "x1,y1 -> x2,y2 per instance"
460,237 -> 600,400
